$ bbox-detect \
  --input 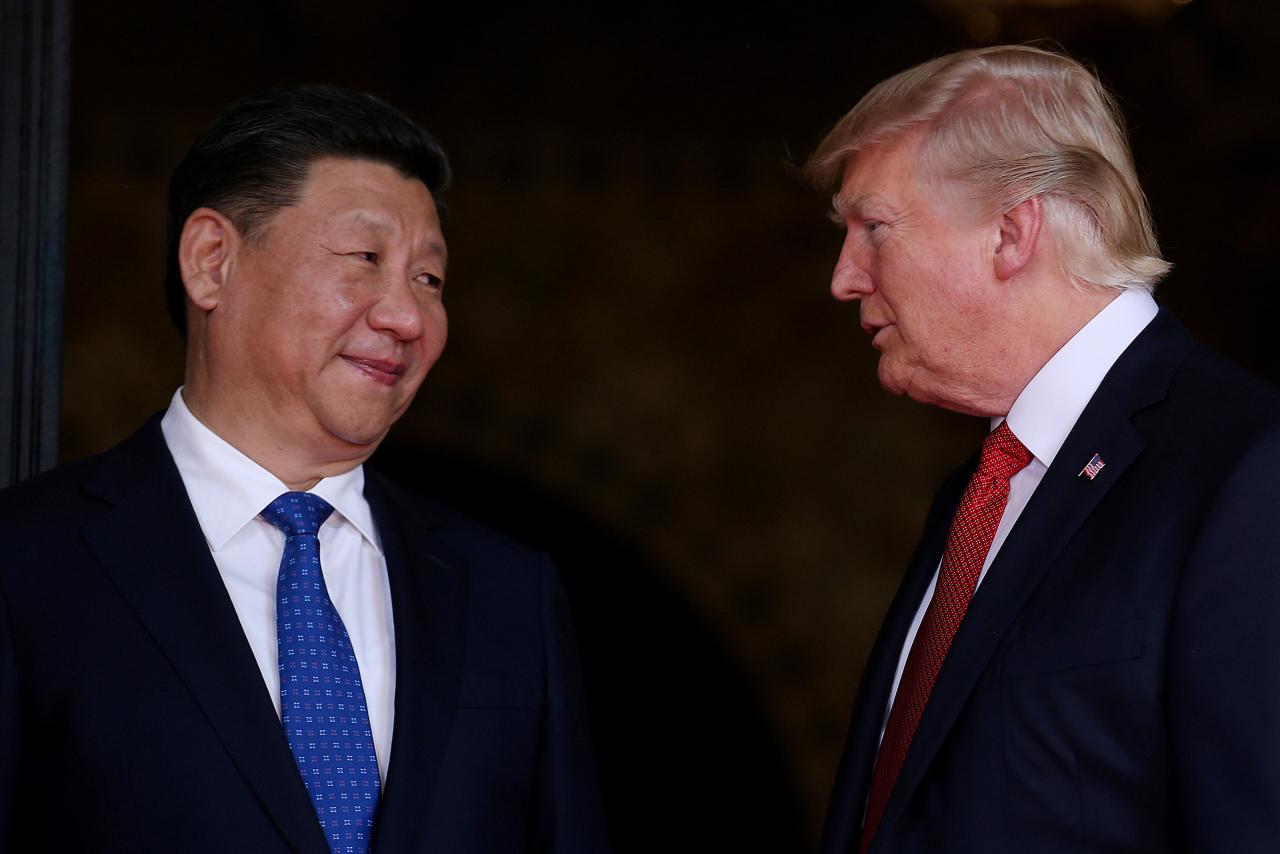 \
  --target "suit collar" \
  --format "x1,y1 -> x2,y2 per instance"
80,416 -> 332,854
160,388 -> 382,554
871,308 -> 1194,849
1001,288 -> 1159,469
363,469 -> 469,851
